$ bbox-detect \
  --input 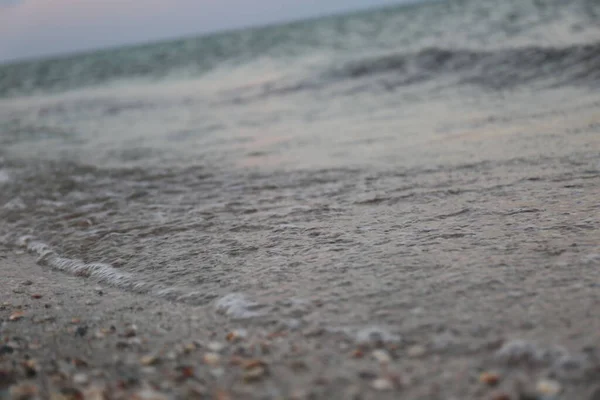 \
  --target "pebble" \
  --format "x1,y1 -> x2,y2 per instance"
371,378 -> 393,391
94,331 -> 107,339
355,326 -> 401,346
536,379 -> 562,397
203,353 -> 221,366
22,360 -> 38,377
226,329 -> 248,342
72,373 -> 89,385
82,386 -> 106,400
75,326 -> 88,337
479,372 -> 500,386
123,327 -> 137,338
207,342 -> 225,352
132,388 -> 168,400
372,349 -> 392,364
8,311 -> 24,321
407,345 -> 426,358
243,365 -> 267,382
489,392 -> 511,400
9,383 -> 39,399
351,349 -> 364,358
495,339 -> 540,363
140,355 -> 160,366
